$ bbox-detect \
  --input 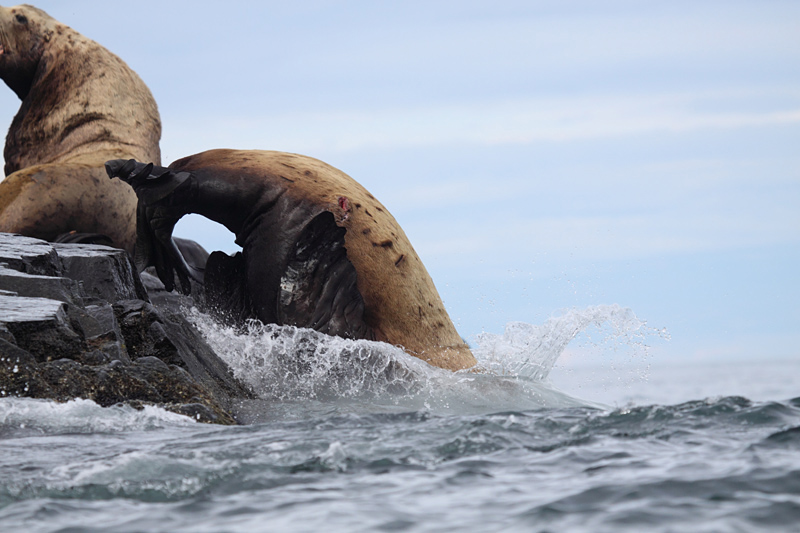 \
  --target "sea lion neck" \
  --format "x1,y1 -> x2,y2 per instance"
0,34 -> 40,100
0,55 -> 38,99
8,25 -> 63,101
